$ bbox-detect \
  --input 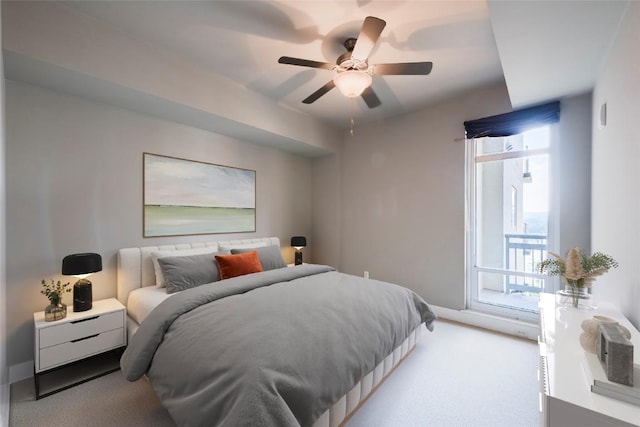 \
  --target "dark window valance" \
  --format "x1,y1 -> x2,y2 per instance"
464,101 -> 560,139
